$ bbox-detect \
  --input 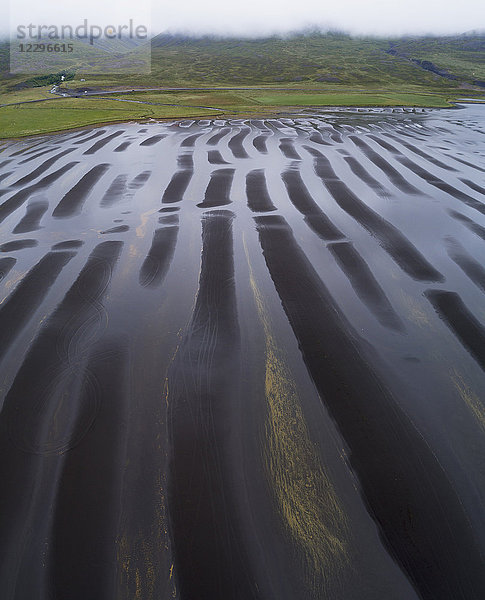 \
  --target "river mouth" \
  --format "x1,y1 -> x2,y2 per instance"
1,104 -> 485,600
